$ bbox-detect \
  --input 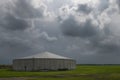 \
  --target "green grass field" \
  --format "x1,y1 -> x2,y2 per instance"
0,65 -> 120,80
